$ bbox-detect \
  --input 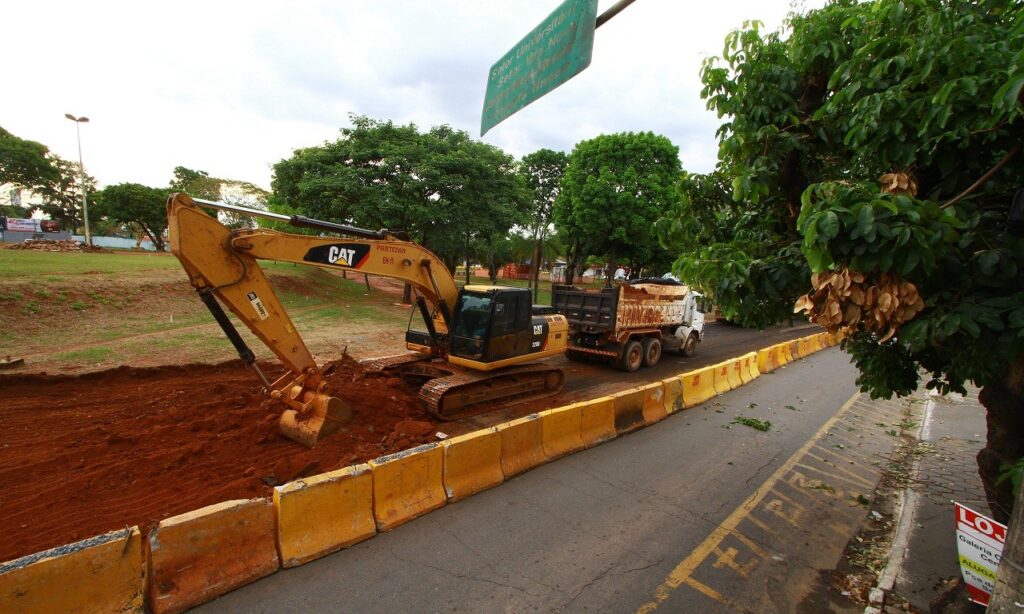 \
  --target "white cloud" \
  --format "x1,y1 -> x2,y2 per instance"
4,0 -> 818,191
